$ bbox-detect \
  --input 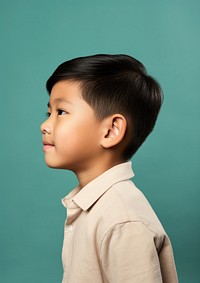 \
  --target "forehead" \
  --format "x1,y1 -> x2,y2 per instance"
48,81 -> 83,104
